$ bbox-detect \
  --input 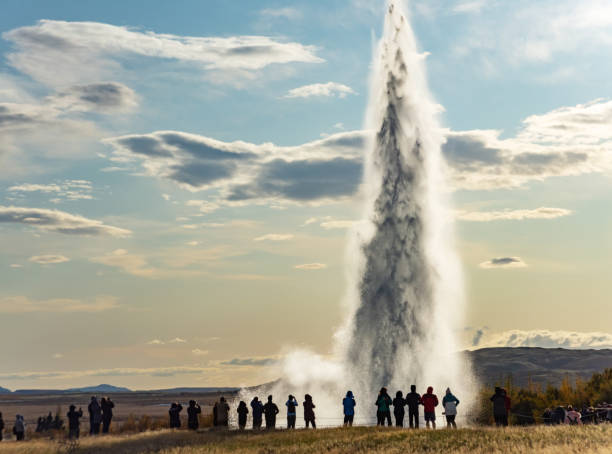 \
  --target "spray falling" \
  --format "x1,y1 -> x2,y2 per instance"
237,0 -> 474,426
